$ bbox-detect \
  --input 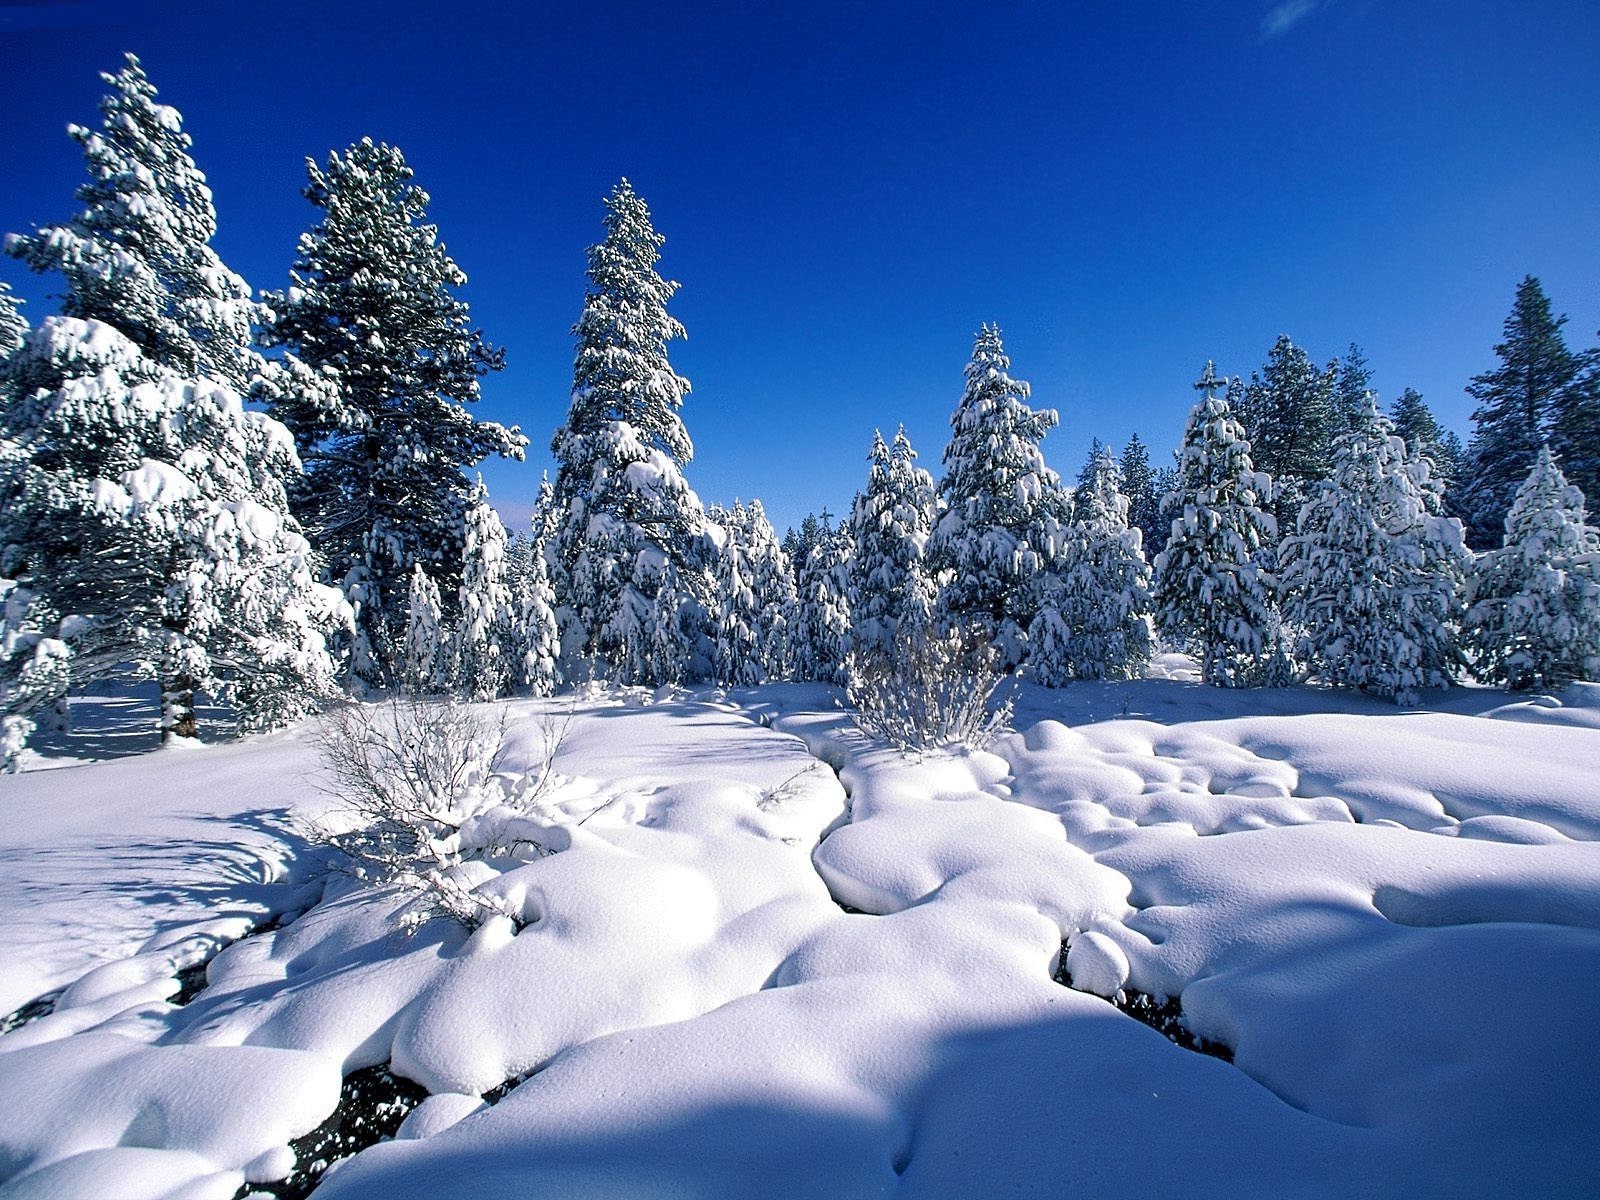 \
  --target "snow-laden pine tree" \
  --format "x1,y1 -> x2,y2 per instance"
1119,433 -> 1163,554
548,180 -> 716,685
1463,447 -> 1600,690
453,480 -> 513,701
4,55 -> 266,392
1279,401 -> 1470,704
1389,387 -> 1462,491
928,326 -> 1069,668
1331,344 -> 1375,442
850,428 -> 939,657
0,283 -> 24,359
505,479 -> 560,695
1456,277 -> 1591,549
788,517 -> 853,684
1031,443 -> 1154,683
262,139 -> 524,689
0,317 -> 347,760
710,500 -> 794,684
1239,336 -> 1336,526
401,563 -> 448,697
1153,363 -> 1279,686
